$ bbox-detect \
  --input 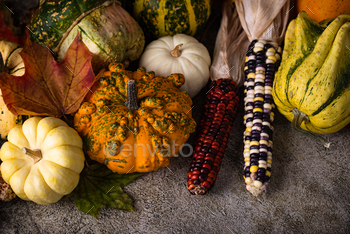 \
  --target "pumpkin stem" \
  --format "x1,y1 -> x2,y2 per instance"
22,147 -> 42,163
125,79 -> 139,111
170,44 -> 183,58
291,108 -> 331,148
